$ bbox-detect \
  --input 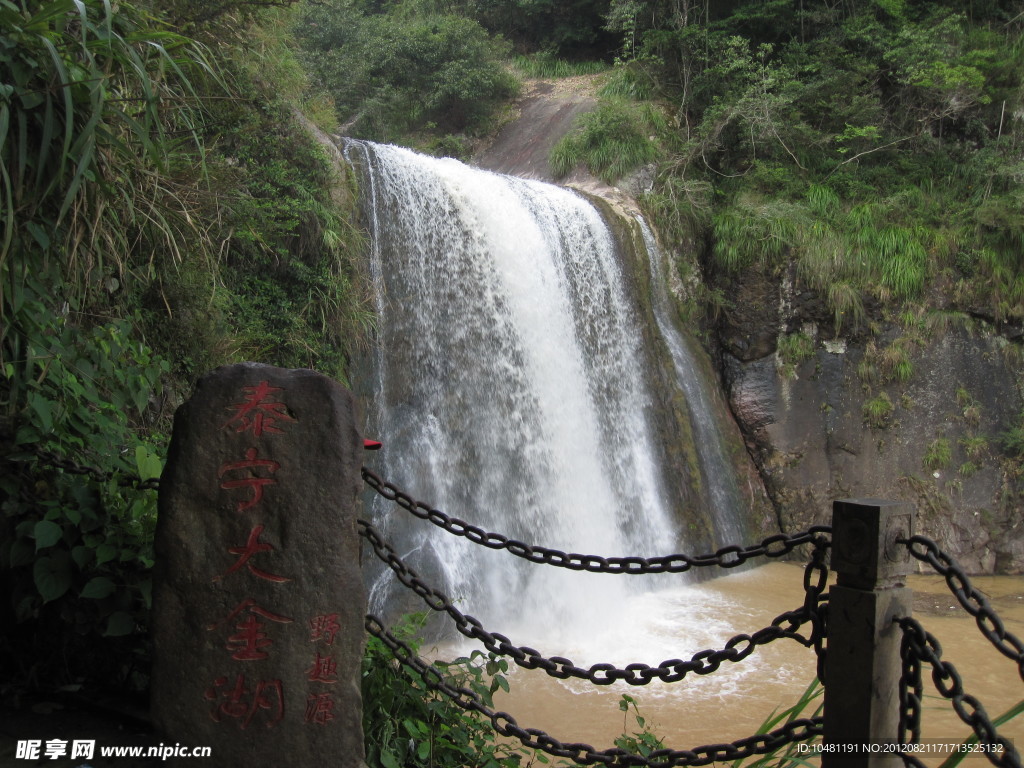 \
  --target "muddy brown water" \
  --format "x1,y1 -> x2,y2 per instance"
434,562 -> 1024,762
